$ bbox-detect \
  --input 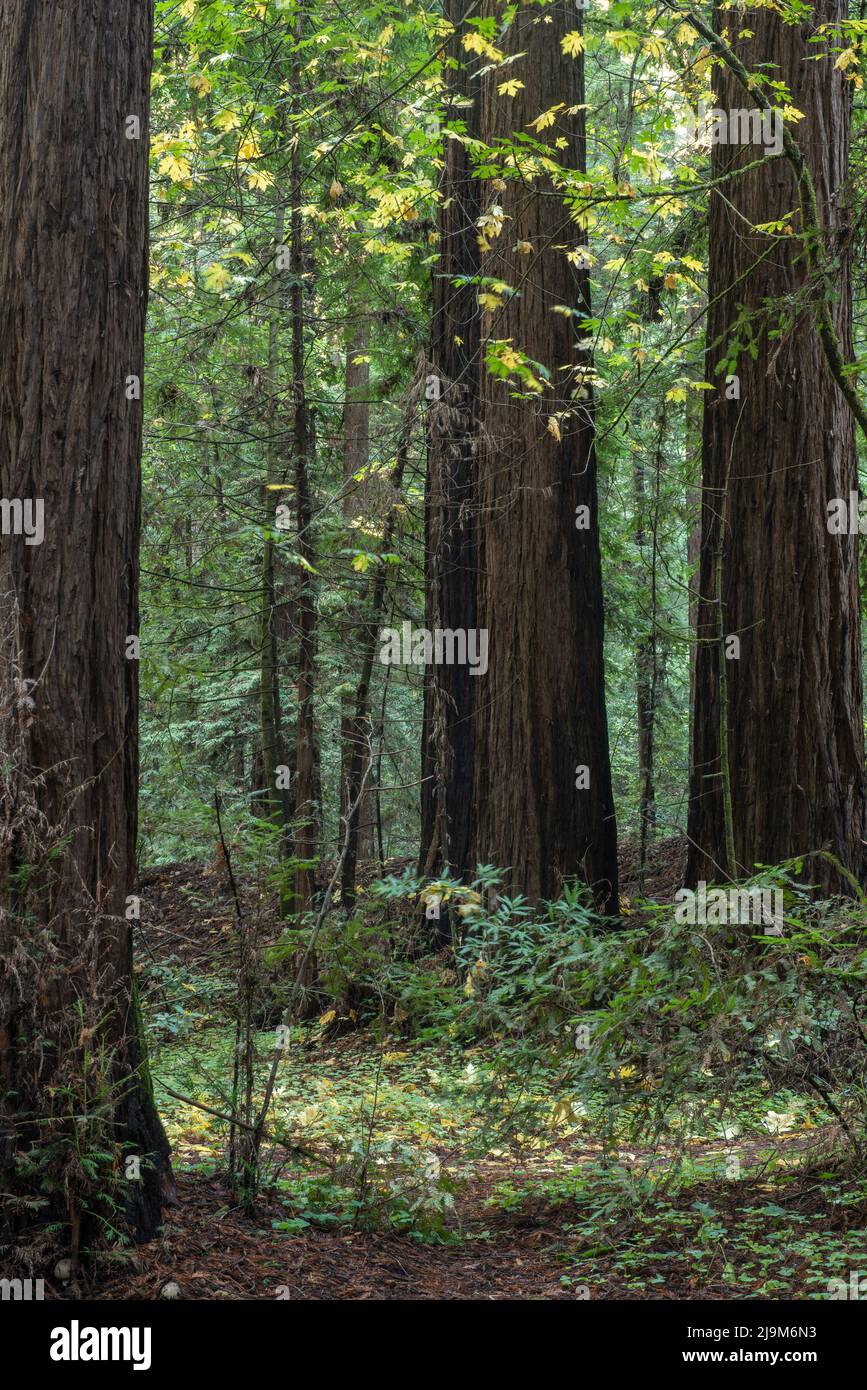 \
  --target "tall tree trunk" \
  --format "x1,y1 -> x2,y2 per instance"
686,487 -> 702,771
0,0 -> 170,1251
687,2 -> 865,891
260,203 -> 292,878
340,318 -> 374,889
470,4 -> 619,909
419,0 -> 481,898
686,301 -> 704,787
290,18 -> 321,920
342,381 -> 417,908
633,421 -> 660,877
